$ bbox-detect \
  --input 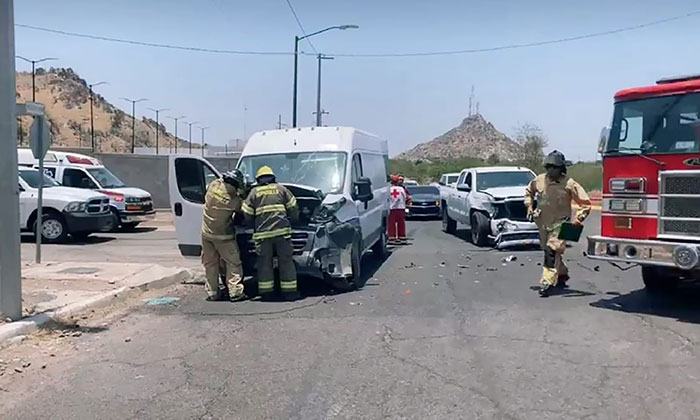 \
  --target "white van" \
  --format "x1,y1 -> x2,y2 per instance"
18,167 -> 113,243
169,126 -> 390,290
18,149 -> 155,229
